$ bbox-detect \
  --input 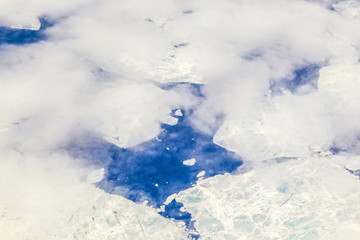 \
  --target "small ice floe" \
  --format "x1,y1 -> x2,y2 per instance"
164,193 -> 177,205
180,207 -> 187,212
86,168 -> 105,184
162,116 -> 178,125
174,109 -> 183,116
183,158 -> 196,166
196,171 -> 205,178
160,205 -> 165,212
